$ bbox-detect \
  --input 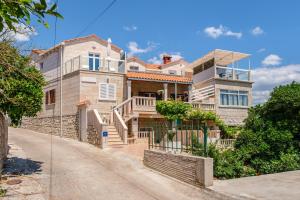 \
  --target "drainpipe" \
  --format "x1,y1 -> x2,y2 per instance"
60,42 -> 65,137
